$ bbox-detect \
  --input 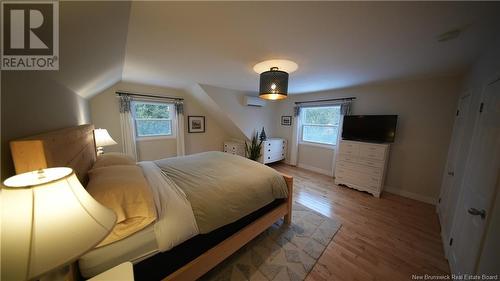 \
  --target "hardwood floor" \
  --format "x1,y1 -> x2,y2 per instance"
270,163 -> 450,281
